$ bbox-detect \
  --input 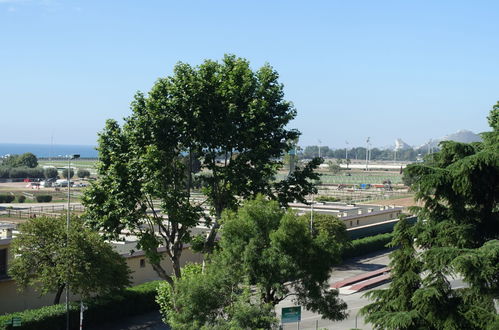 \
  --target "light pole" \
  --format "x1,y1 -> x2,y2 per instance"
345,141 -> 349,169
66,154 -> 79,330
365,137 -> 370,171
